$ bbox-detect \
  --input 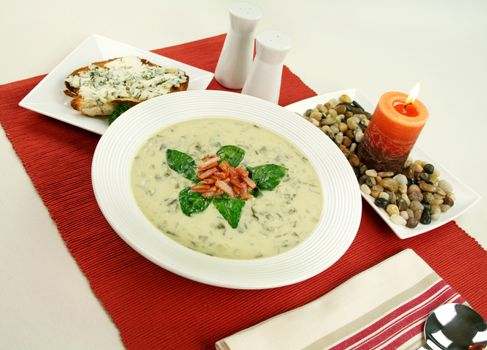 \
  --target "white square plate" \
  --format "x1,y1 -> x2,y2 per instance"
19,35 -> 214,135
285,88 -> 481,239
